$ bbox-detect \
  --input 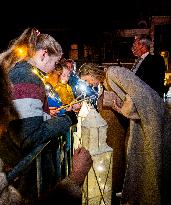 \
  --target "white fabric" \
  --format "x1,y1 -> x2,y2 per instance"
13,98 -> 44,119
